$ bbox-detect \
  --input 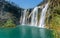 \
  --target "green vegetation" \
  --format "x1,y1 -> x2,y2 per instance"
0,18 -> 16,28
45,0 -> 60,38
3,19 -> 16,28
0,21 -> 4,27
